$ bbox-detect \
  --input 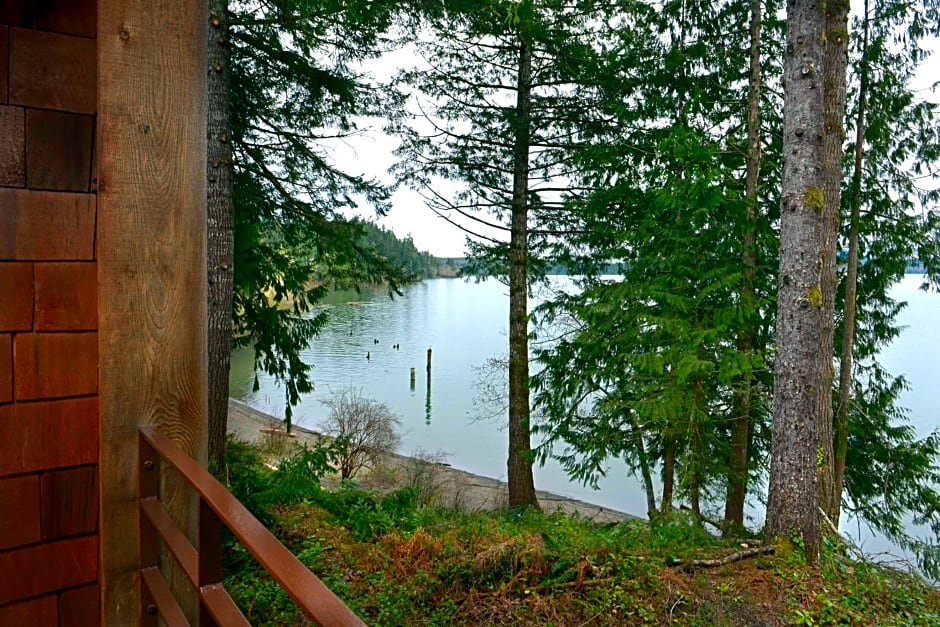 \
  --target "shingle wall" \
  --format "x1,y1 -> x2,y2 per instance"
0,1 -> 100,625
